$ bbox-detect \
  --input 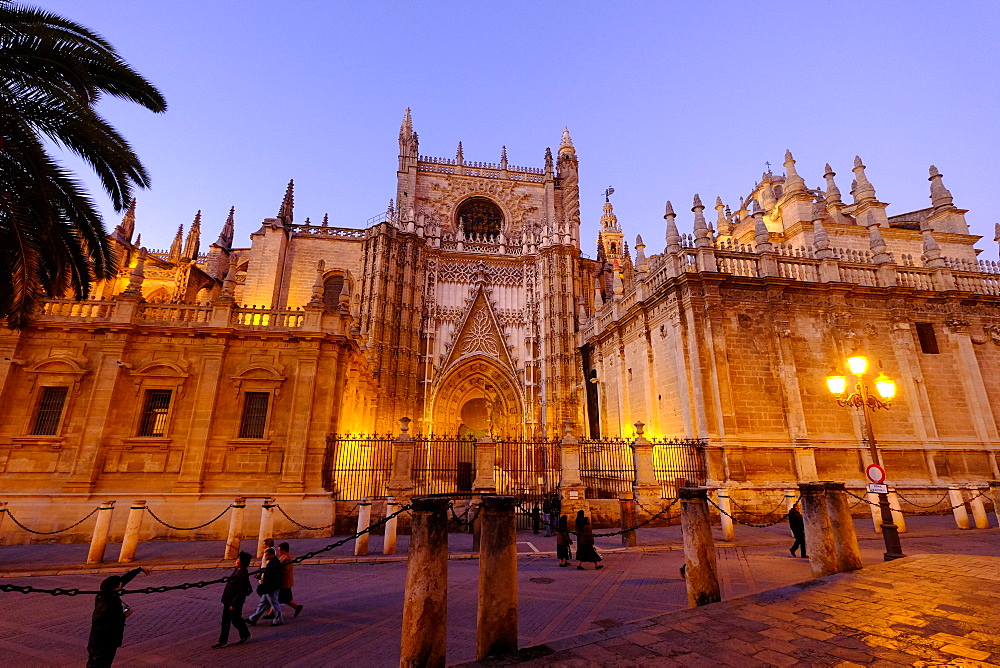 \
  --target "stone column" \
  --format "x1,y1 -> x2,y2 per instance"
679,487 -> 721,607
472,436 -> 497,492
784,490 -> 797,512
948,486 -> 970,529
631,421 -> 661,507
990,481 -> 1000,528
400,496 -> 449,668
224,497 -> 246,561
716,489 -> 735,542
618,491 -> 638,547
257,498 -> 275,557
172,344 -> 226,493
117,500 -> 146,563
558,420 -> 585,497
968,486 -> 990,529
355,498 -> 372,556
944,319 -> 1000,446
387,418 -> 416,500
887,488 -> 907,533
477,496 -> 518,660
798,483 -> 838,577
823,483 -> 863,572
87,500 -> 116,565
471,494 -> 483,553
278,345 -> 320,493
383,496 -> 398,555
